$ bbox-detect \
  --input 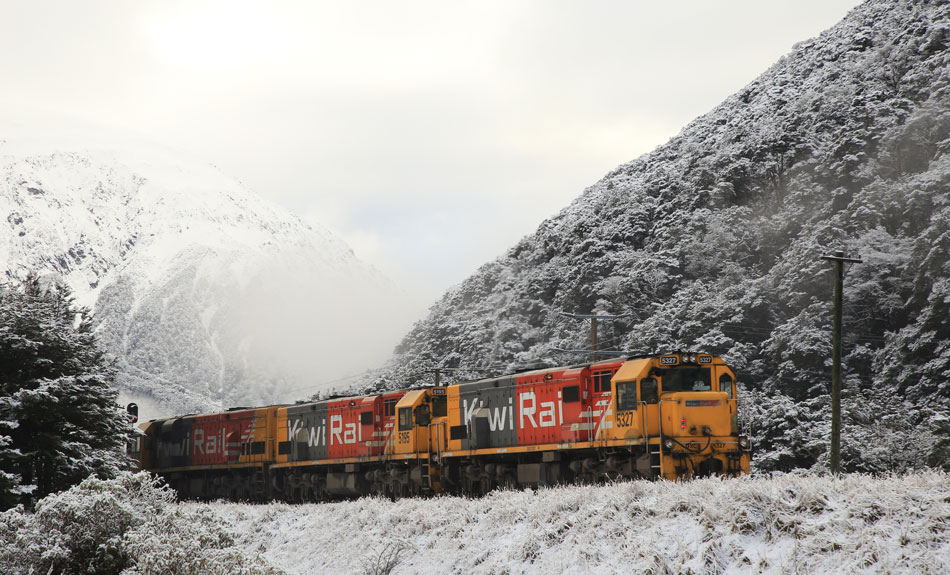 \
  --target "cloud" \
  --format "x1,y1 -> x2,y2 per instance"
0,0 -> 860,309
